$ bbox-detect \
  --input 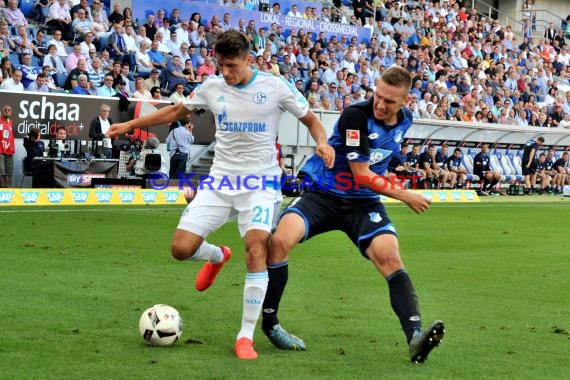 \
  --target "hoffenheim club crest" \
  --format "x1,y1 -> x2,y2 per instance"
369,212 -> 382,223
